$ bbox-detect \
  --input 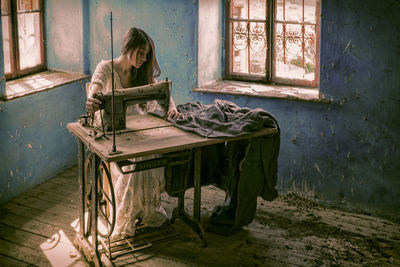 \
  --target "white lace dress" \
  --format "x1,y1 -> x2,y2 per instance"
91,60 -> 168,238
